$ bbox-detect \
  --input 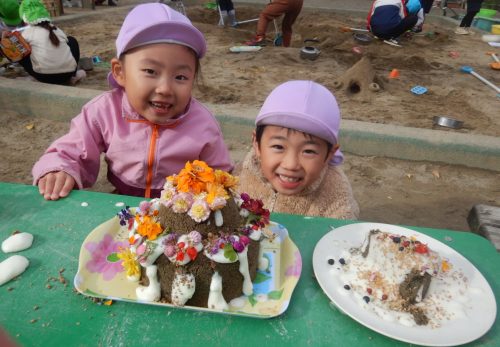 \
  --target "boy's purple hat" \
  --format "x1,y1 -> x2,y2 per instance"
109,3 -> 206,87
256,80 -> 344,165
